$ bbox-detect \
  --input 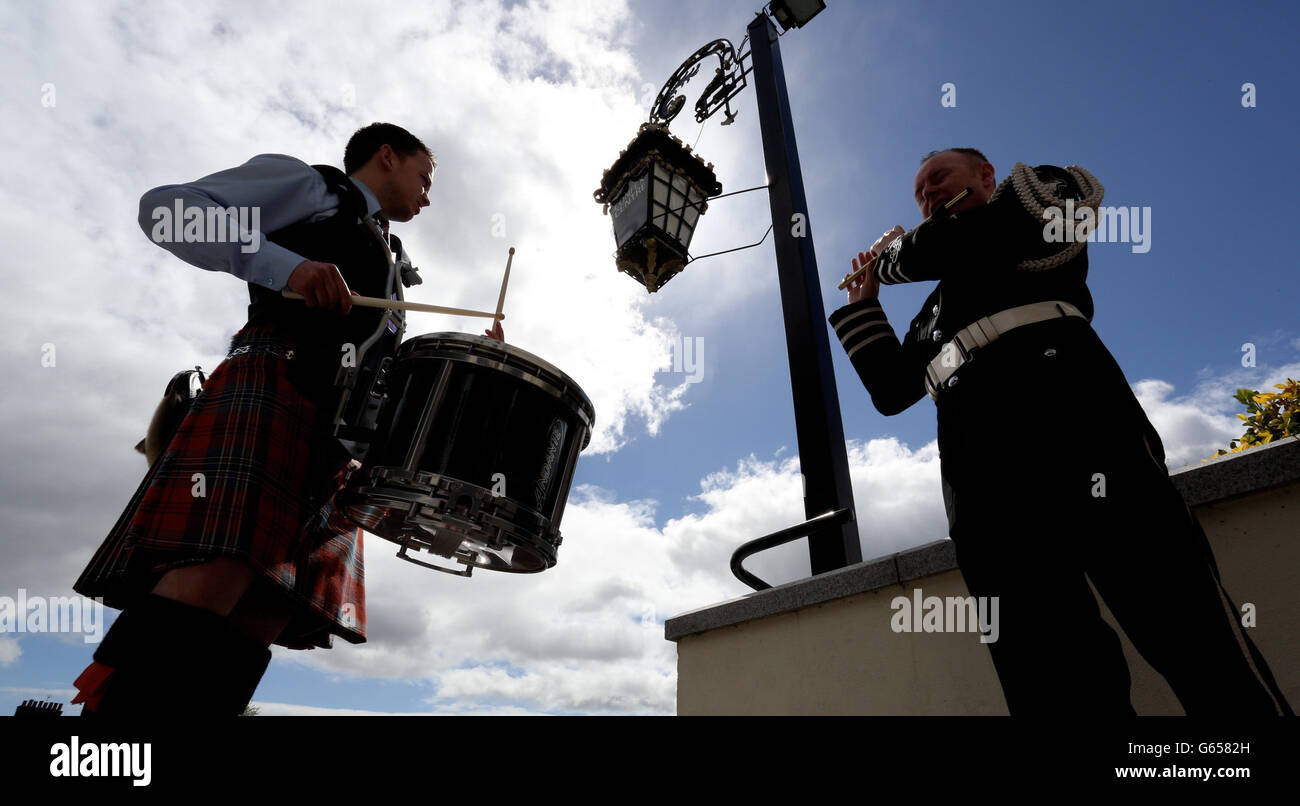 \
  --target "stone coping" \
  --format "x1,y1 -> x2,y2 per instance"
665,436 -> 1299,642
1170,435 -> 1300,507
